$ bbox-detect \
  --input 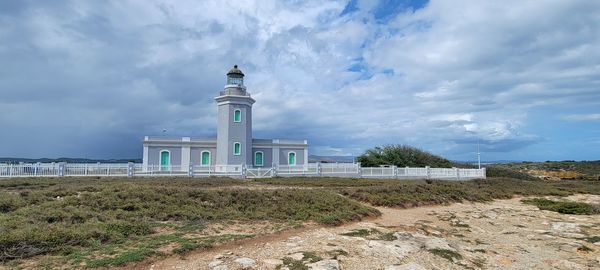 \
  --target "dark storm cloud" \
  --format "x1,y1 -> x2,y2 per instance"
0,0 -> 599,161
